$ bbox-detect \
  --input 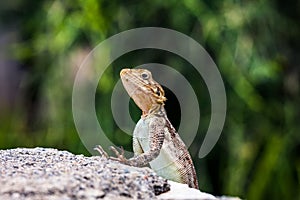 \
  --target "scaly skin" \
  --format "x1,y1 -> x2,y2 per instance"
95,68 -> 199,189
